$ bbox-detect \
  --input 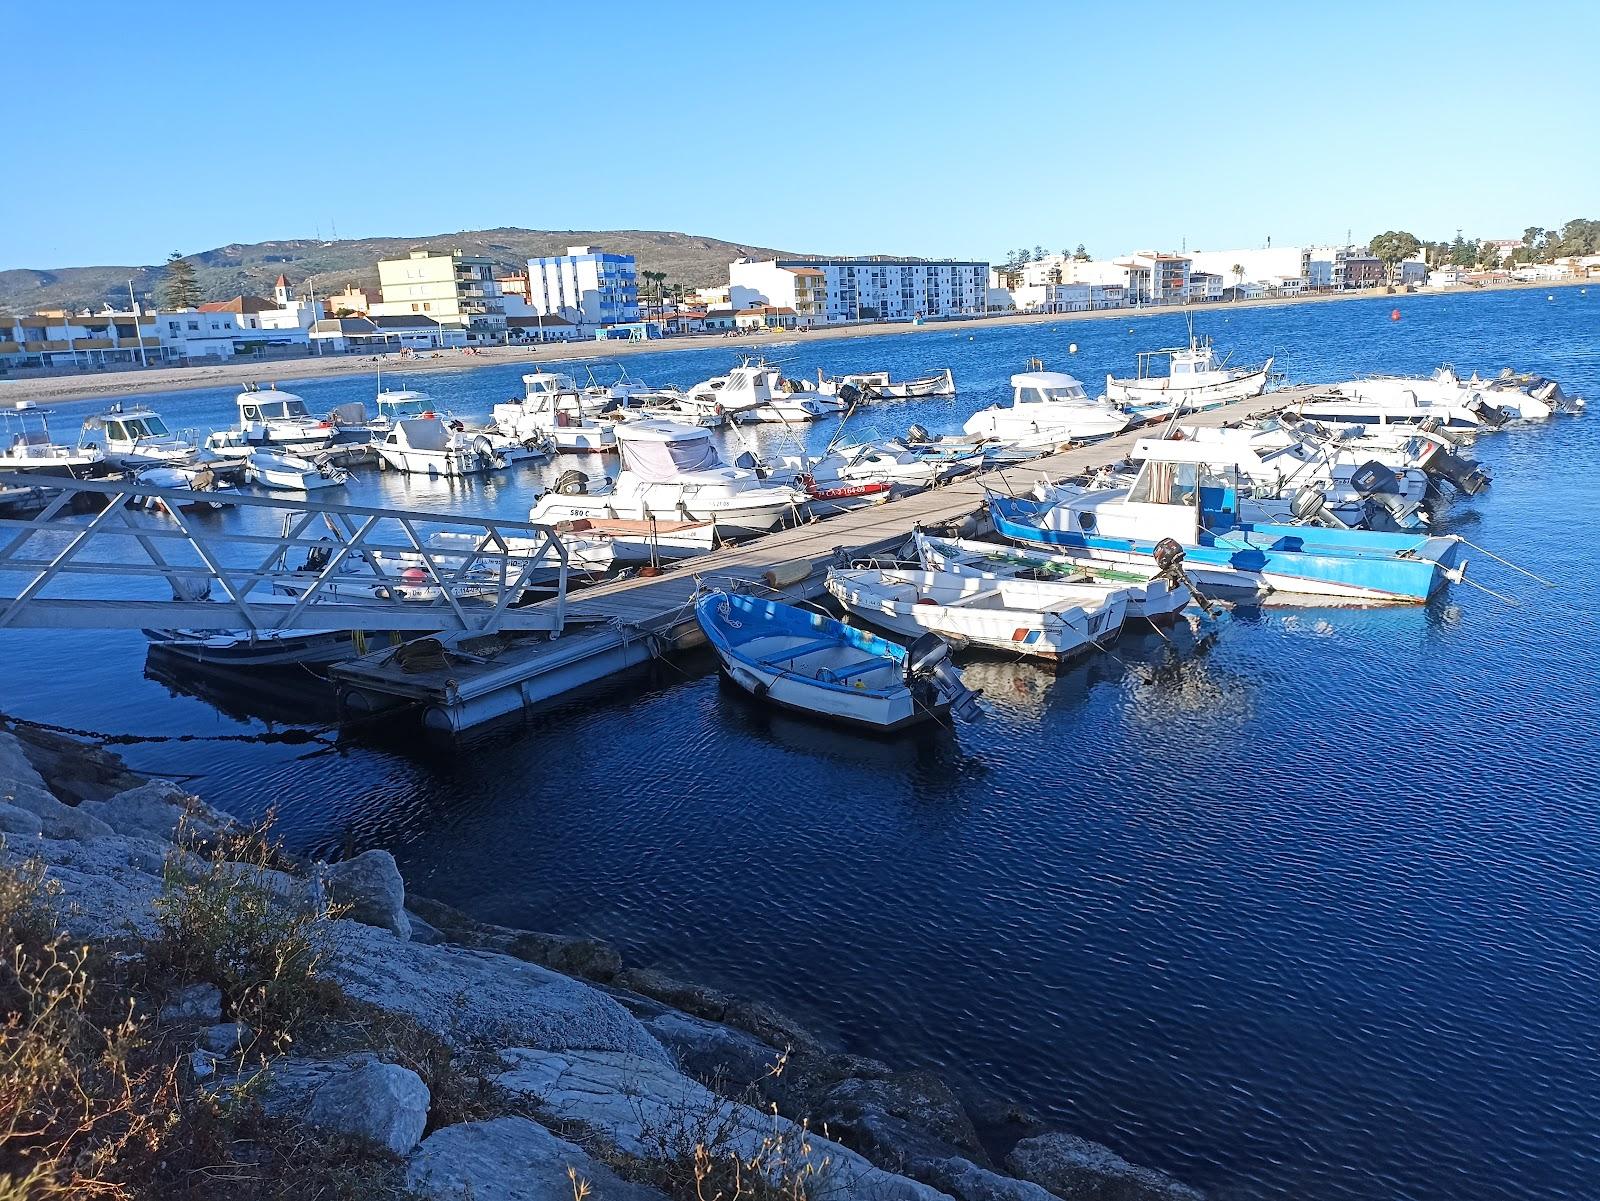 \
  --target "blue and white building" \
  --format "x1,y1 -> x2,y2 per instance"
526,246 -> 639,329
